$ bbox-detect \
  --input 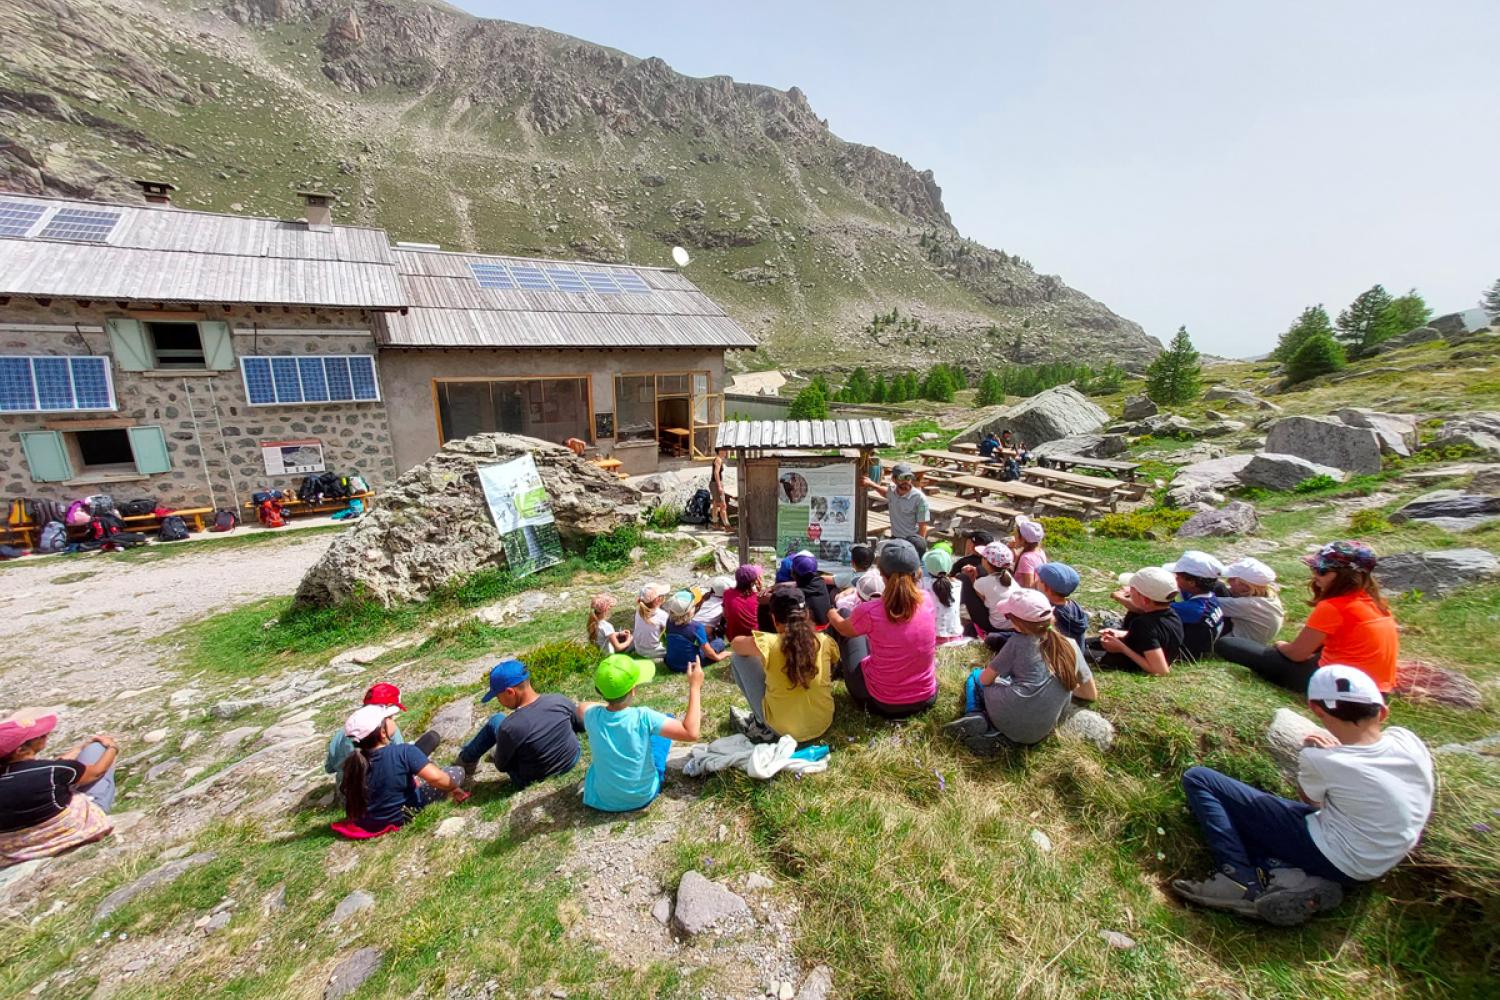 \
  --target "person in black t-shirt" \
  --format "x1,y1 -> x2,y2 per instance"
0,711 -> 119,864
1088,567 -> 1184,675
791,553 -> 834,627
953,529 -> 996,637
456,658 -> 584,789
